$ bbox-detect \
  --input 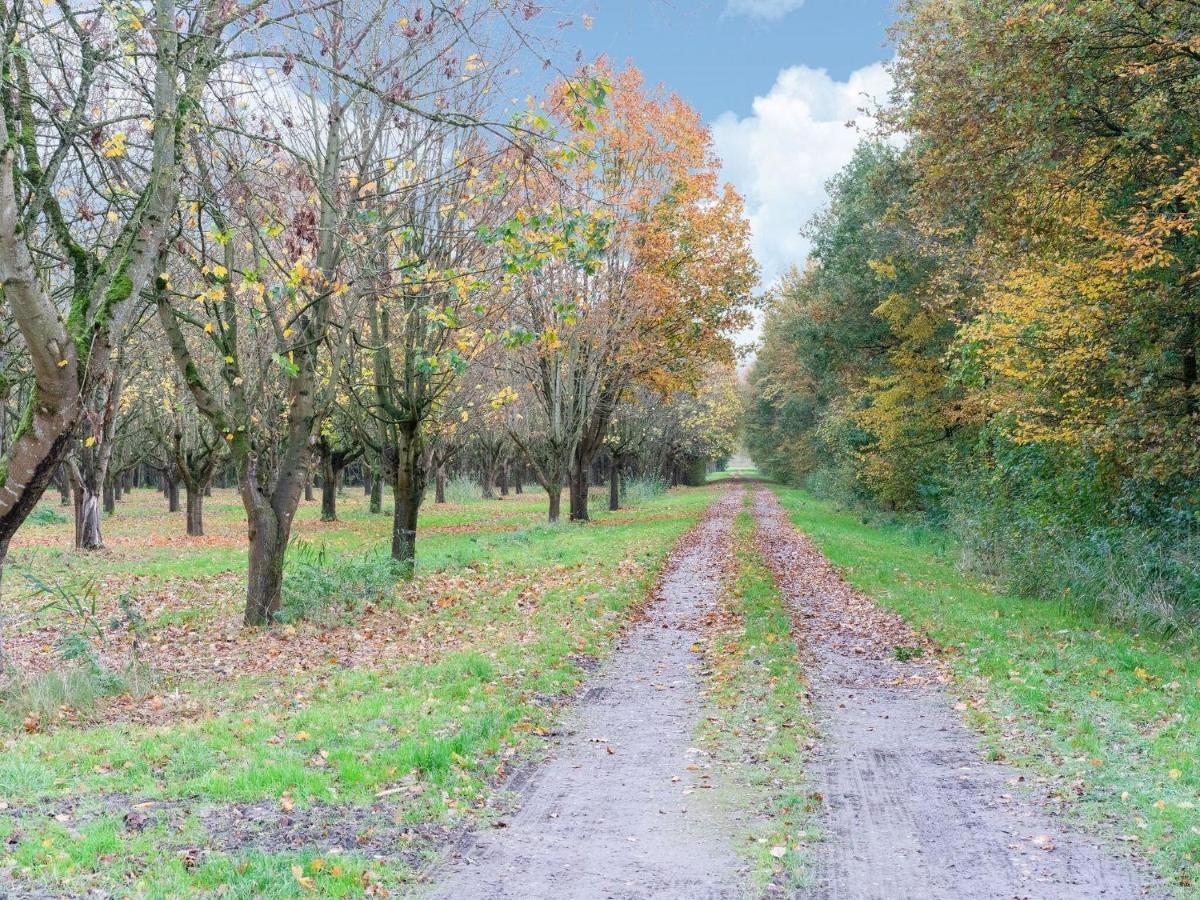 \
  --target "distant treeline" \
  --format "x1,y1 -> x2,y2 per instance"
746,1 -> 1200,628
